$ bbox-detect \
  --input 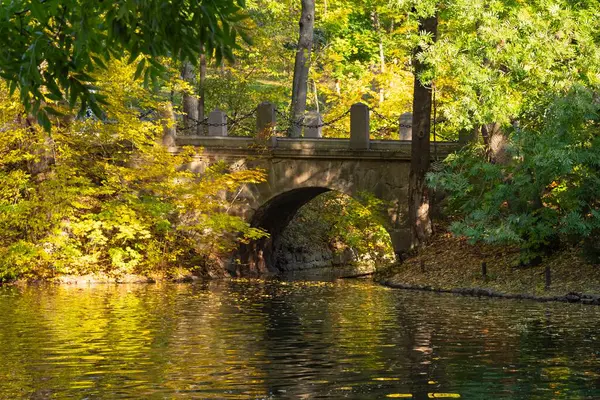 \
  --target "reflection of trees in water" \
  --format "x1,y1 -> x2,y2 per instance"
165,281 -> 277,397
0,285 -> 187,397
259,283 -> 327,397
2,282 -> 600,399
255,281 -> 406,397
397,310 -> 434,400
511,307 -> 600,399
389,294 -> 600,399
0,283 -> 274,398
